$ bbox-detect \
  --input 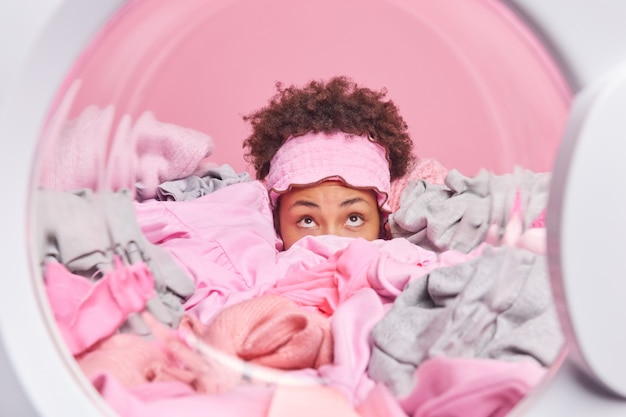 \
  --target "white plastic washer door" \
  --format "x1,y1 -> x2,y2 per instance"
0,1 -> 125,416
548,62 -> 626,399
